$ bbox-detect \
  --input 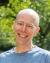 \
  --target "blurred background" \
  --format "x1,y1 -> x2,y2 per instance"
0,0 -> 50,52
